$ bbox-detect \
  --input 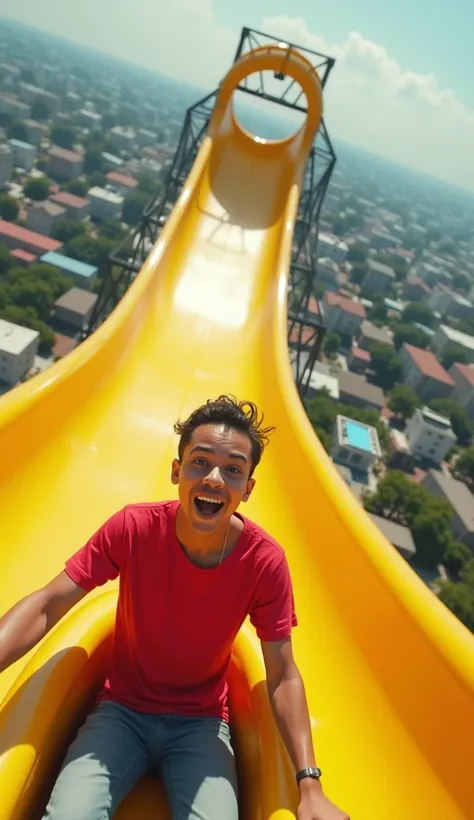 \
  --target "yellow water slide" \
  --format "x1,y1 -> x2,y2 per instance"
0,43 -> 473,820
